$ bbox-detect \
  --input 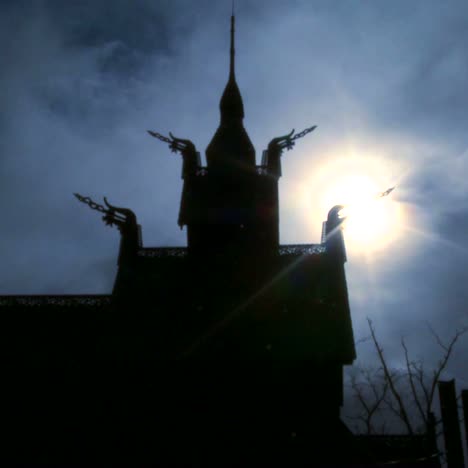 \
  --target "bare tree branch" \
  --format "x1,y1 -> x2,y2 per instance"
402,338 -> 427,425
367,318 -> 414,434
412,360 -> 431,412
347,319 -> 467,453
348,367 -> 389,435
426,324 -> 468,417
